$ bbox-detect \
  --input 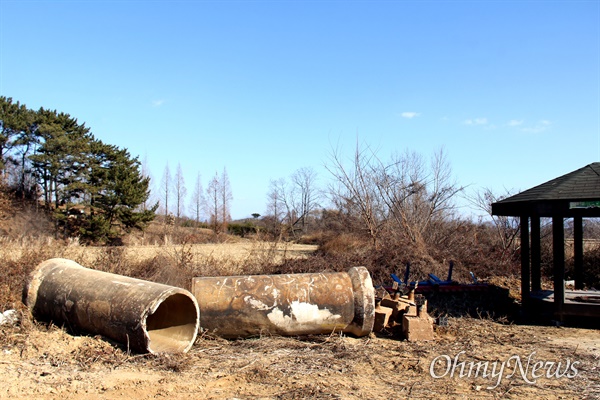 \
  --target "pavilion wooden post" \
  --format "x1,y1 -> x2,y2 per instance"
552,216 -> 565,318
520,215 -> 530,307
530,215 -> 541,292
573,216 -> 584,290
491,163 -> 600,321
